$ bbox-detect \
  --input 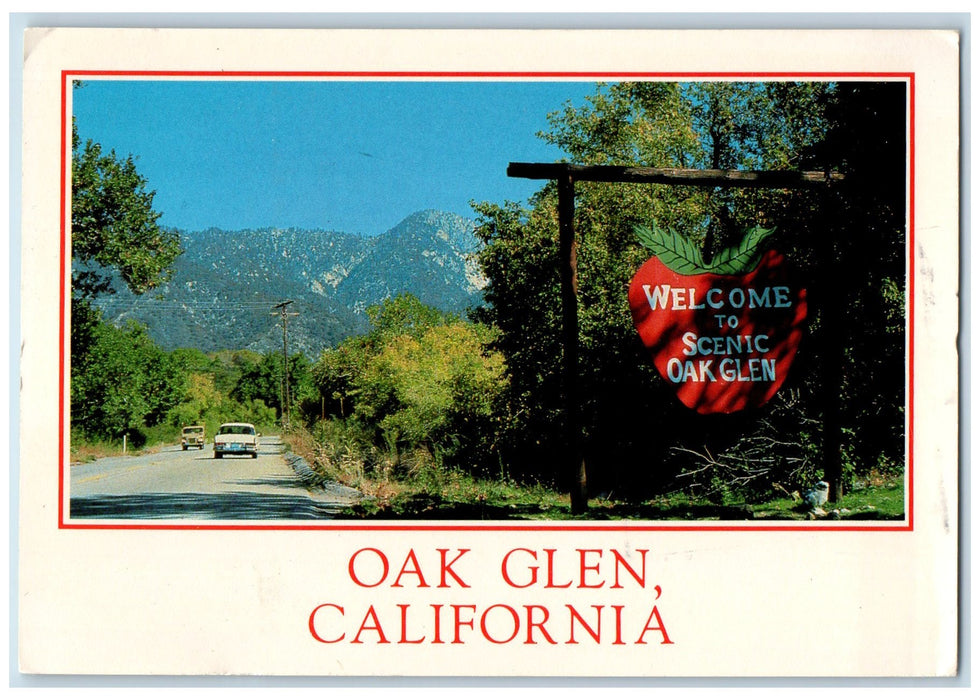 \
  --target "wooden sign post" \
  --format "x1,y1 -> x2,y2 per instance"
507,162 -> 844,514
